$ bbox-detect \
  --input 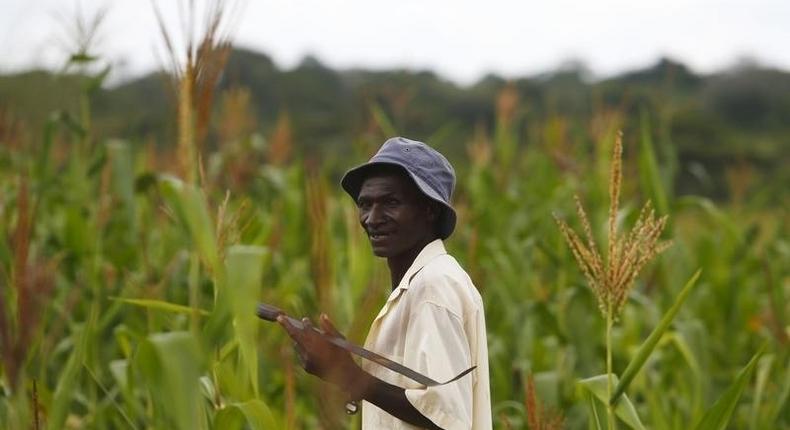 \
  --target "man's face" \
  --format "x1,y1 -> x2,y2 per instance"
356,173 -> 436,259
